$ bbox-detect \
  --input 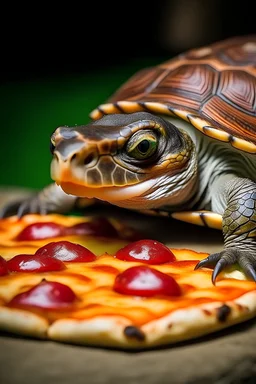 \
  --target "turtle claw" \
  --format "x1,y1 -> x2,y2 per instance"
0,196 -> 48,218
194,253 -> 221,270
16,197 -> 48,218
0,200 -> 26,218
194,248 -> 256,284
